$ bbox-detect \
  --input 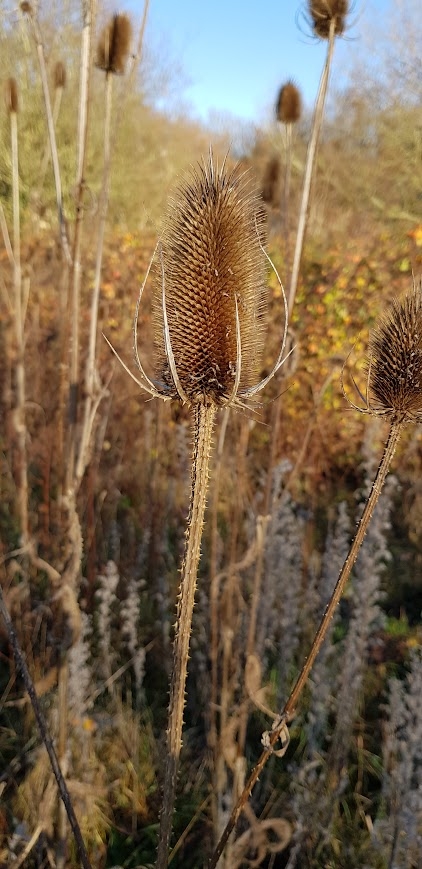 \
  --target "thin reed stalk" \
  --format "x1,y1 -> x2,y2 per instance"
288,18 -> 336,315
